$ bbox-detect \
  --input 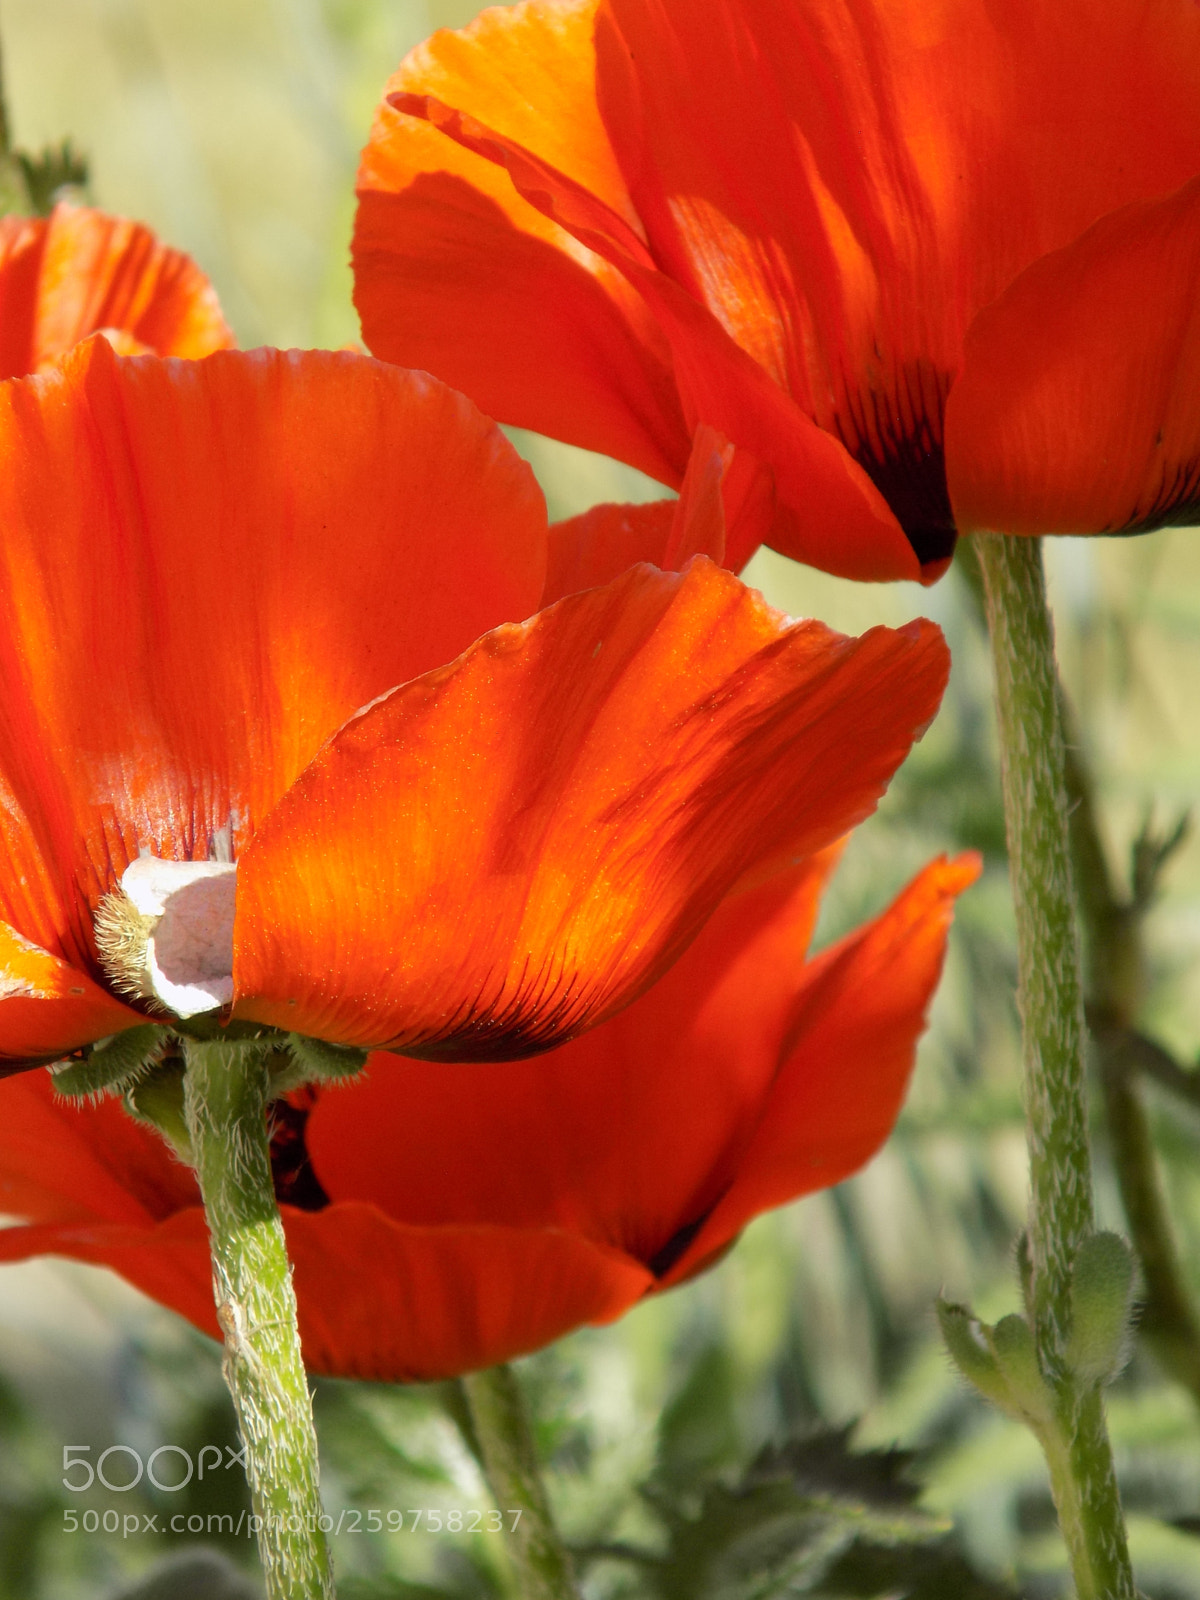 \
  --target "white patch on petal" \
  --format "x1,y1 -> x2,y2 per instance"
119,858 -> 237,1019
